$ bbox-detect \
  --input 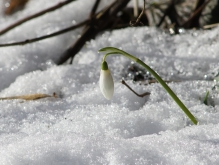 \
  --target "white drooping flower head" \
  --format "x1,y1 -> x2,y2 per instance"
99,61 -> 114,100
